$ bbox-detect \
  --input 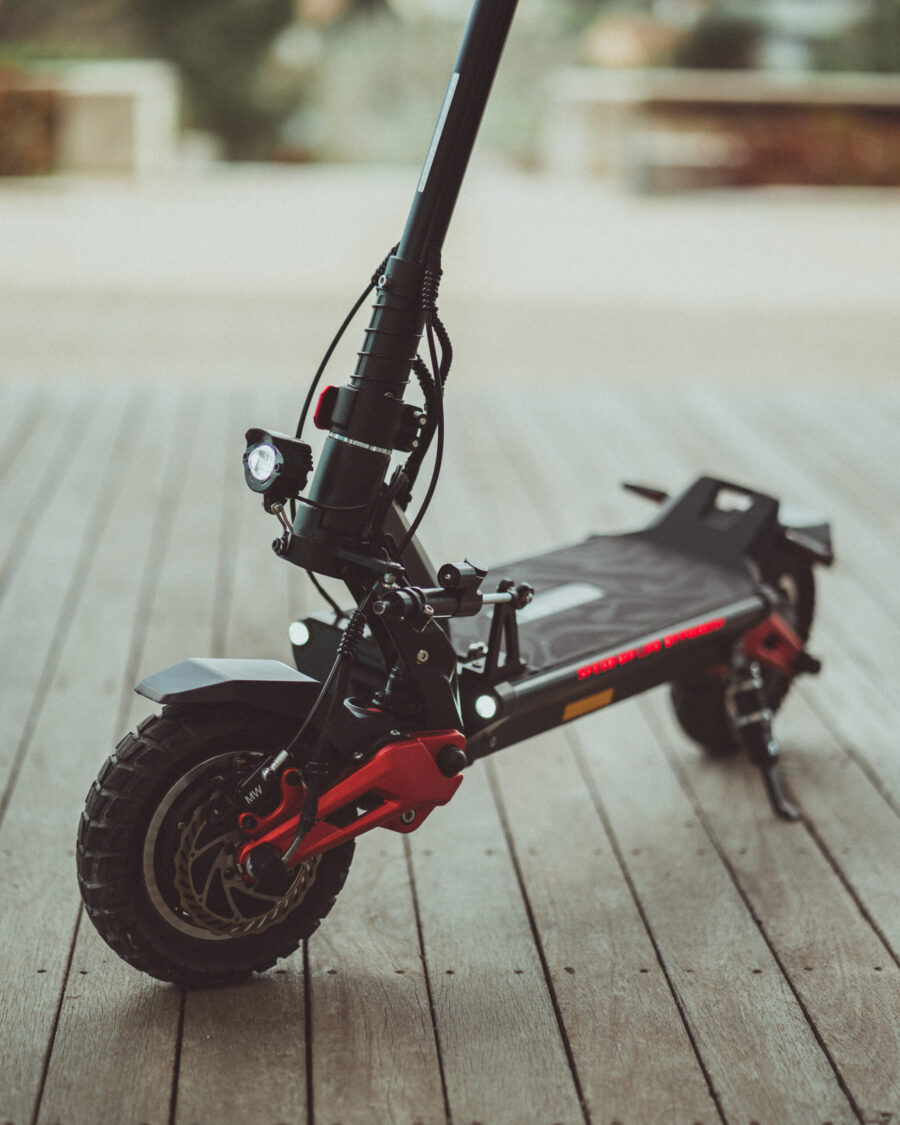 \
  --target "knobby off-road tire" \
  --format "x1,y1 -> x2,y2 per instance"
77,705 -> 355,987
670,556 -> 815,756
